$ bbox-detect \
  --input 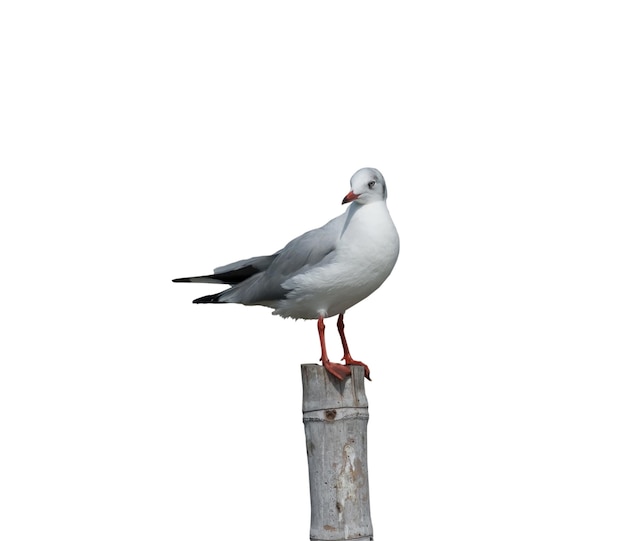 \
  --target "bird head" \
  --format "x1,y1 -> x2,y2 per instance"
342,167 -> 388,205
